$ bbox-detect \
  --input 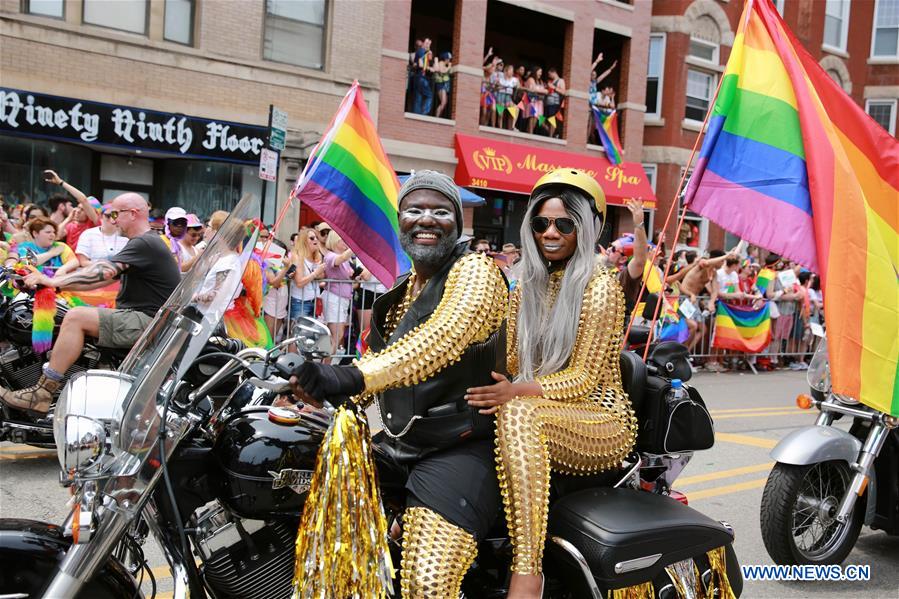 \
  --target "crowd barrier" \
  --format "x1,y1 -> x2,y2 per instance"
277,284 -> 821,372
